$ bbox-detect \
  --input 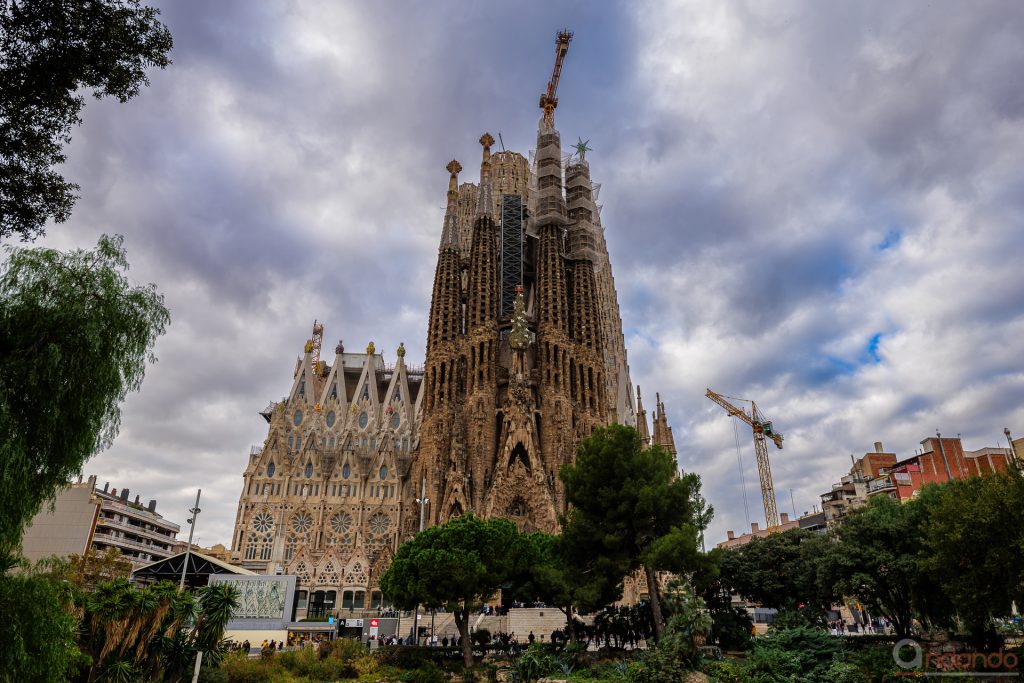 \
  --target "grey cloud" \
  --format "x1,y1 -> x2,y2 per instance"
27,1 -> 1024,546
